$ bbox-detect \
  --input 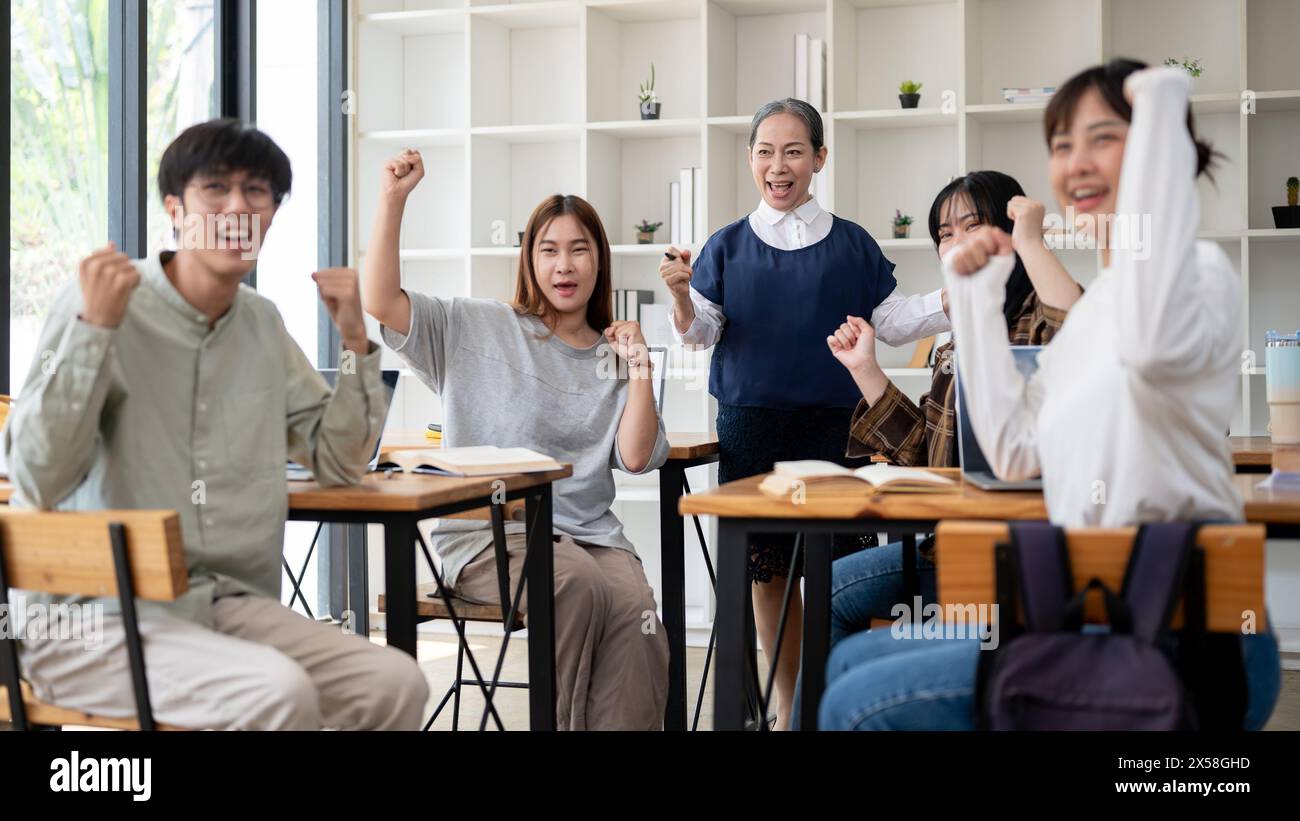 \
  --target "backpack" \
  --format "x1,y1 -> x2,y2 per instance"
975,520 -> 1246,730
